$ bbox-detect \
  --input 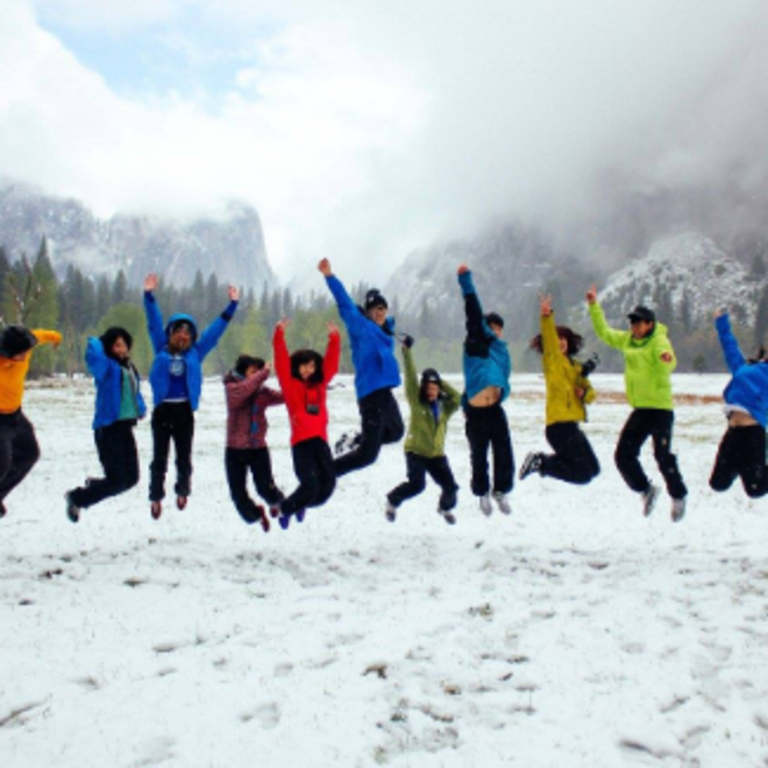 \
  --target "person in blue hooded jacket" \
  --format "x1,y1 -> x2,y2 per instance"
457,264 -> 514,516
65,327 -> 147,523
318,258 -> 404,476
144,272 -> 239,519
710,308 -> 768,498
